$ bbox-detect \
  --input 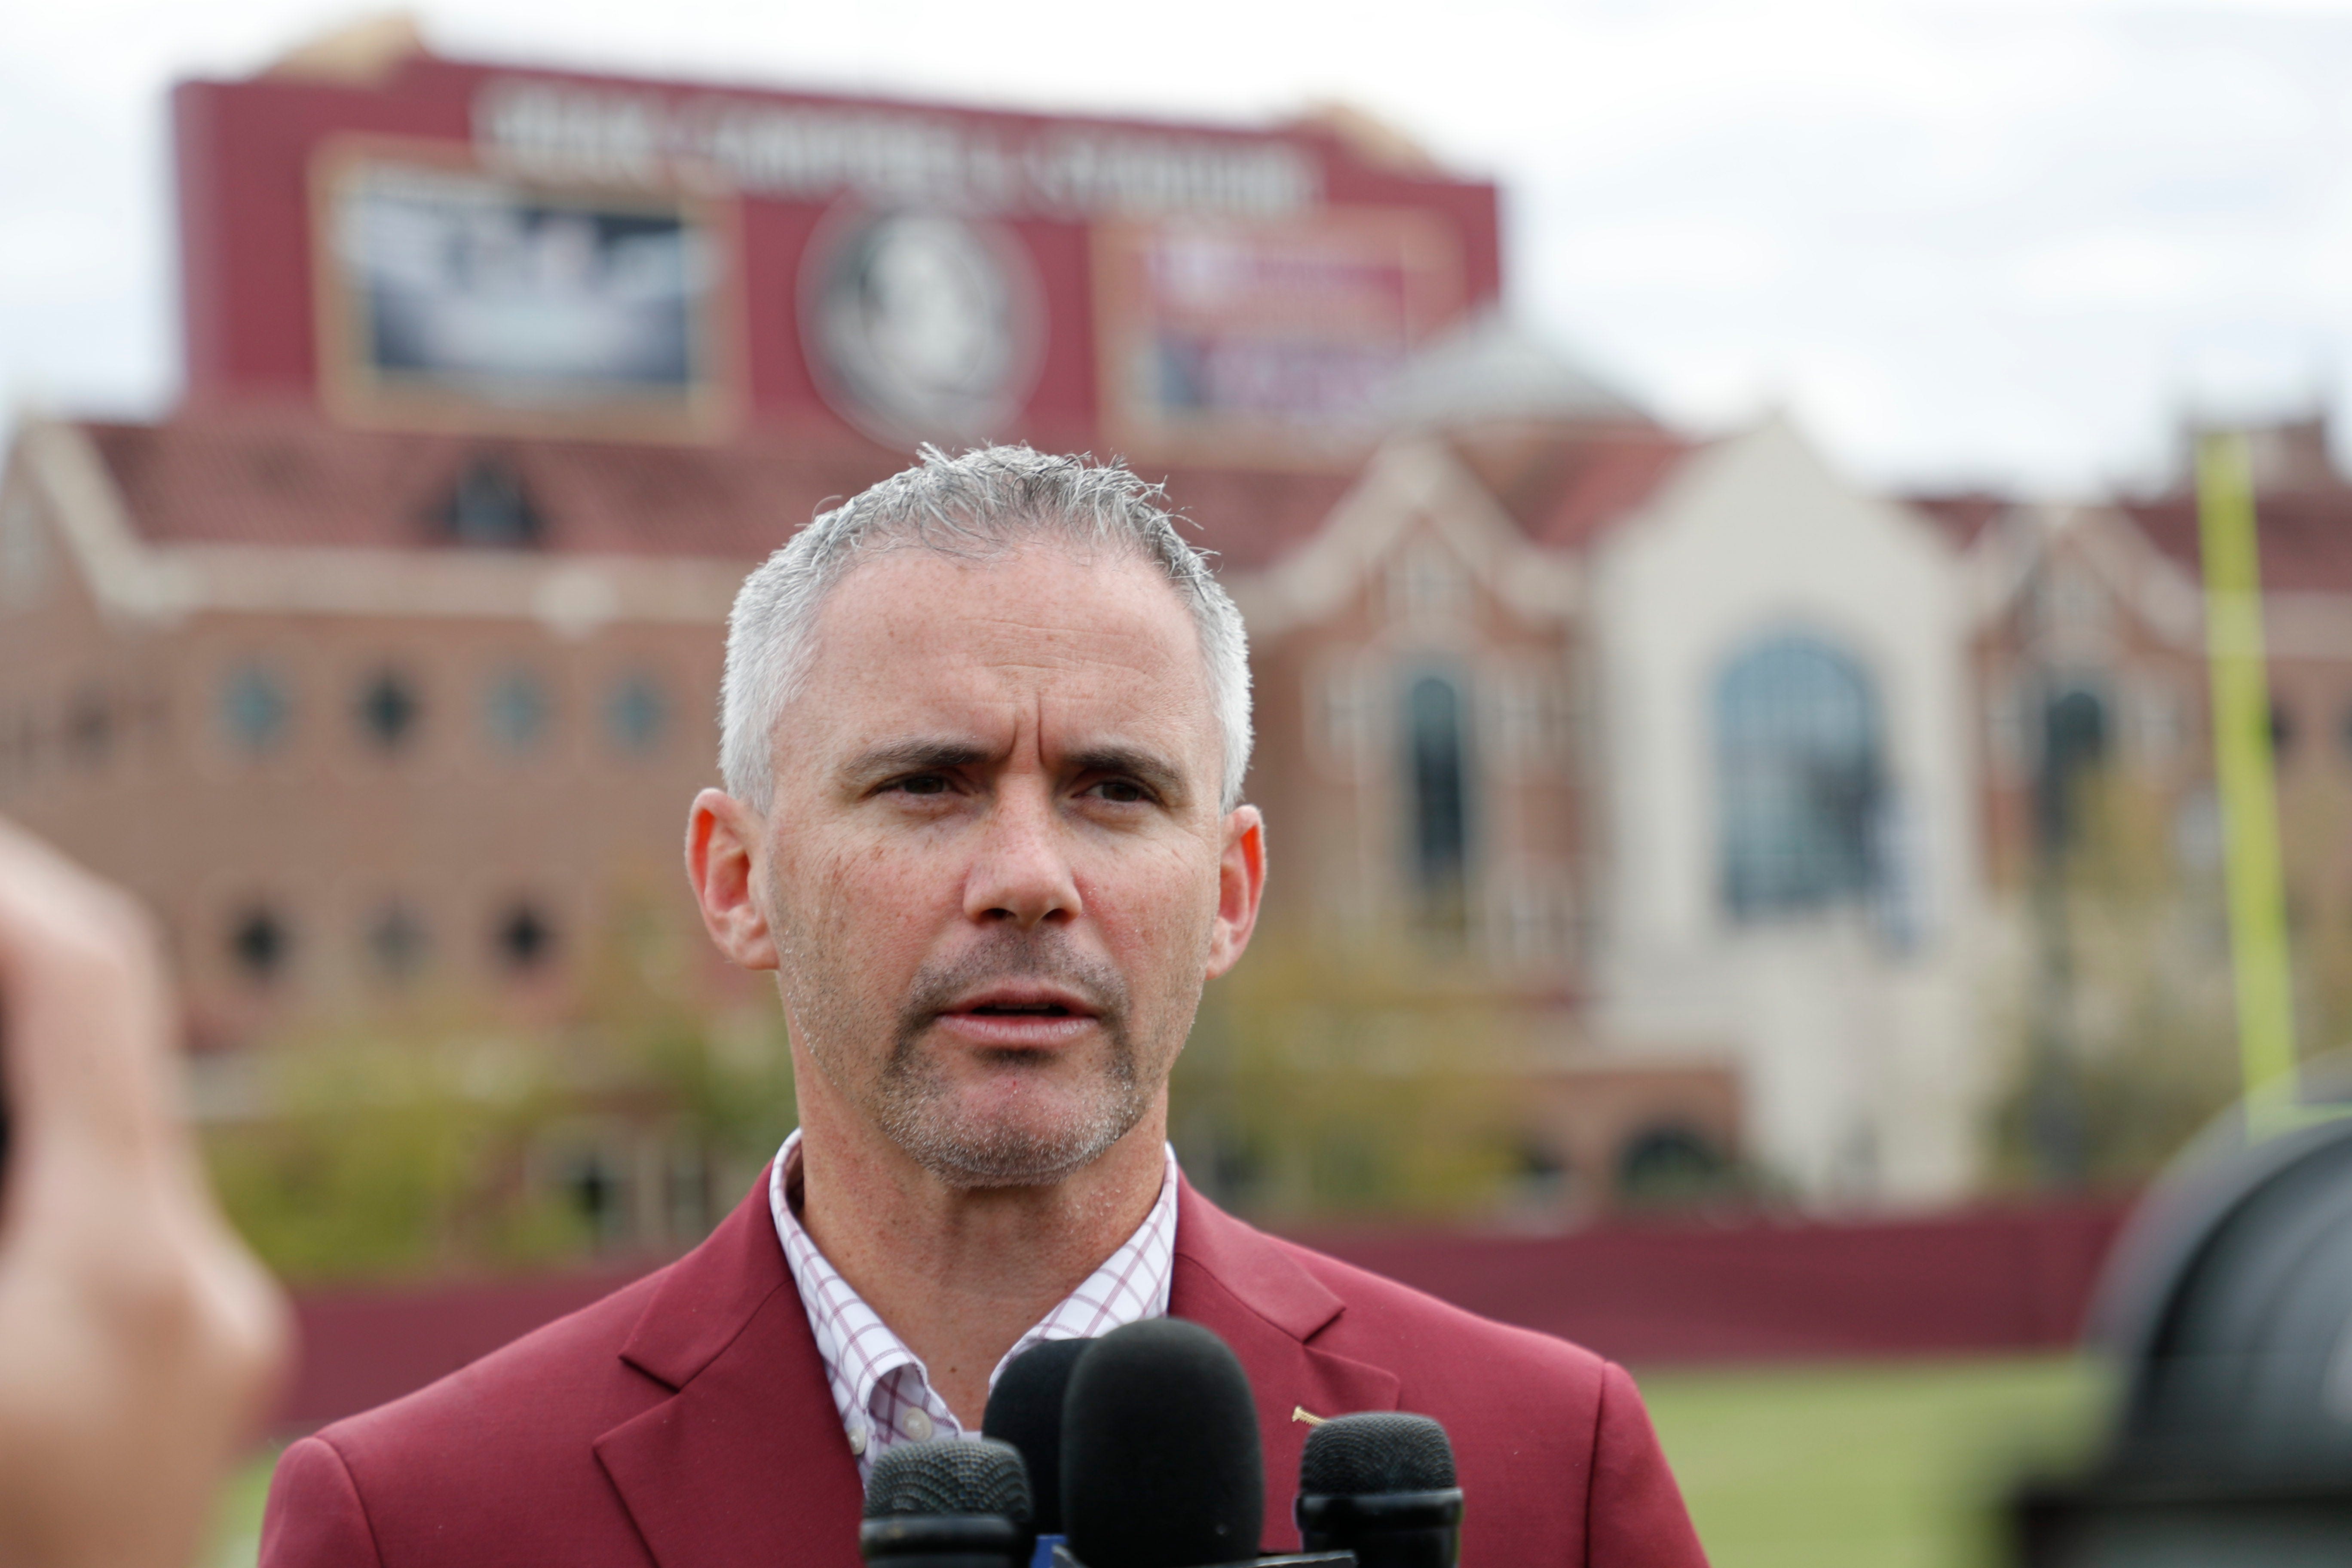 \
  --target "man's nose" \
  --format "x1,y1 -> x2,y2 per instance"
964,783 -> 1081,928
